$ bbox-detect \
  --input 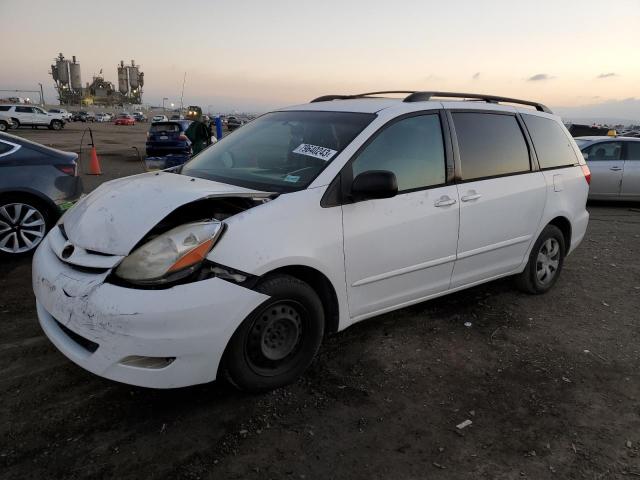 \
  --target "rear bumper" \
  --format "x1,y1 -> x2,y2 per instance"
569,209 -> 589,255
32,235 -> 269,388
